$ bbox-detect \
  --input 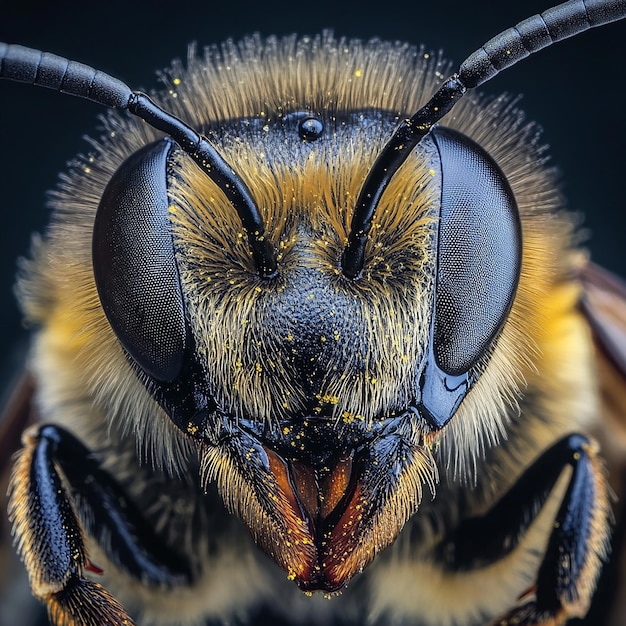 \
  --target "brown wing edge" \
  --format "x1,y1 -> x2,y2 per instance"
0,371 -> 49,624
0,372 -> 36,478
579,262 -> 626,459
580,261 -> 626,376
578,261 -> 626,626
